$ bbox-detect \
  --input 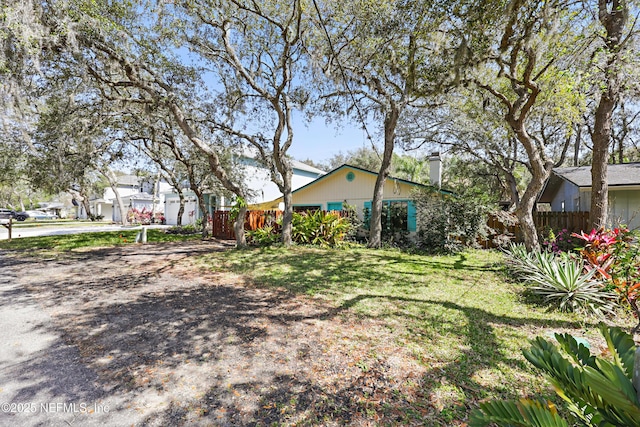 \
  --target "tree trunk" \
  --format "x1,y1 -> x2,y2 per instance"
506,171 -> 520,209
193,187 -> 209,239
514,191 -> 540,252
234,204 -> 247,247
151,171 -> 160,219
281,165 -> 294,247
590,0 -> 627,230
573,124 -> 581,167
368,108 -> 399,248
102,170 -> 128,225
590,120 -> 611,229
506,120 -> 552,250
176,189 -> 185,227
112,188 -> 128,226
81,195 -> 92,219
